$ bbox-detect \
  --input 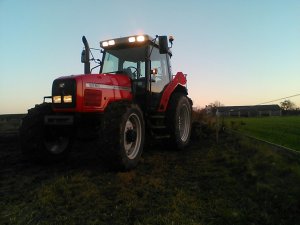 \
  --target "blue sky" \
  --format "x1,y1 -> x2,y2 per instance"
0,0 -> 299,114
